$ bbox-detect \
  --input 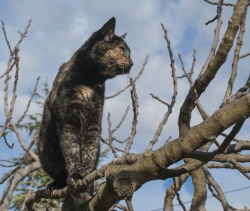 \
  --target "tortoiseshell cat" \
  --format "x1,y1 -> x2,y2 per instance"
38,17 -> 133,197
